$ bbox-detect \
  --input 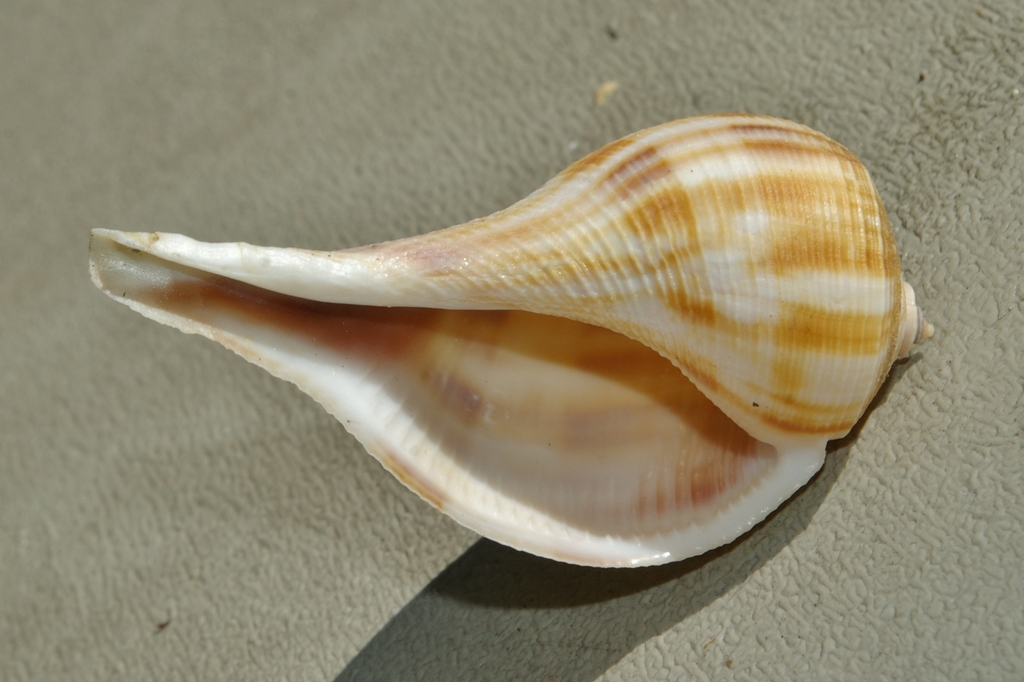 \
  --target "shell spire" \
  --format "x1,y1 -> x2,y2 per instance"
89,115 -> 931,566
897,280 -> 935,358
